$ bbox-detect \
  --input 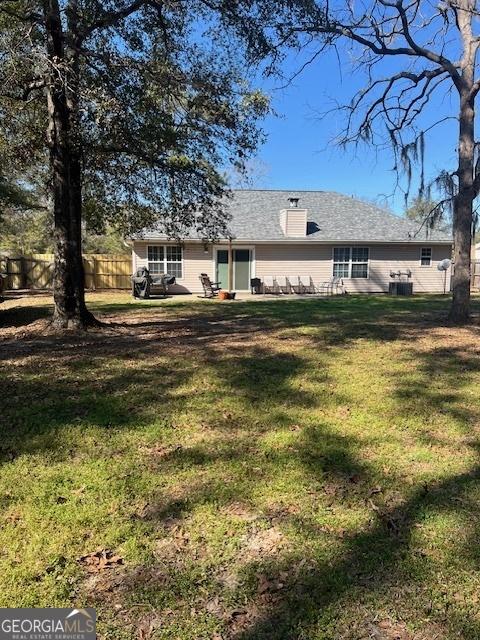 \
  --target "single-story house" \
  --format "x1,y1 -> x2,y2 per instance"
131,189 -> 453,294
